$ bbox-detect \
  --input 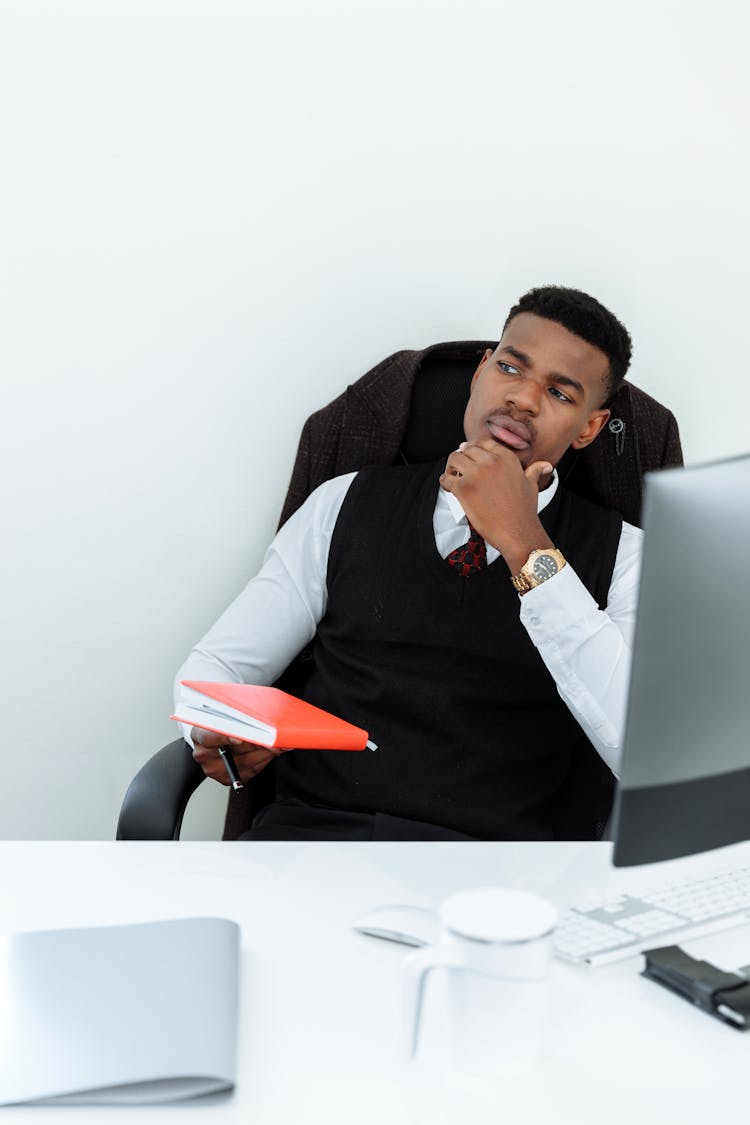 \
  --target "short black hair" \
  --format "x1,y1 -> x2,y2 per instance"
502,285 -> 632,405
